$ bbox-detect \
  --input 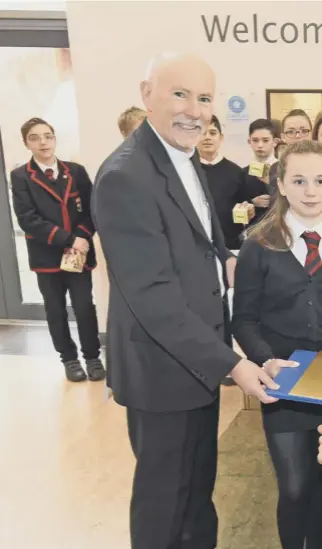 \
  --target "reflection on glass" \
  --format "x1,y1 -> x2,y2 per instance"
0,47 -> 80,304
